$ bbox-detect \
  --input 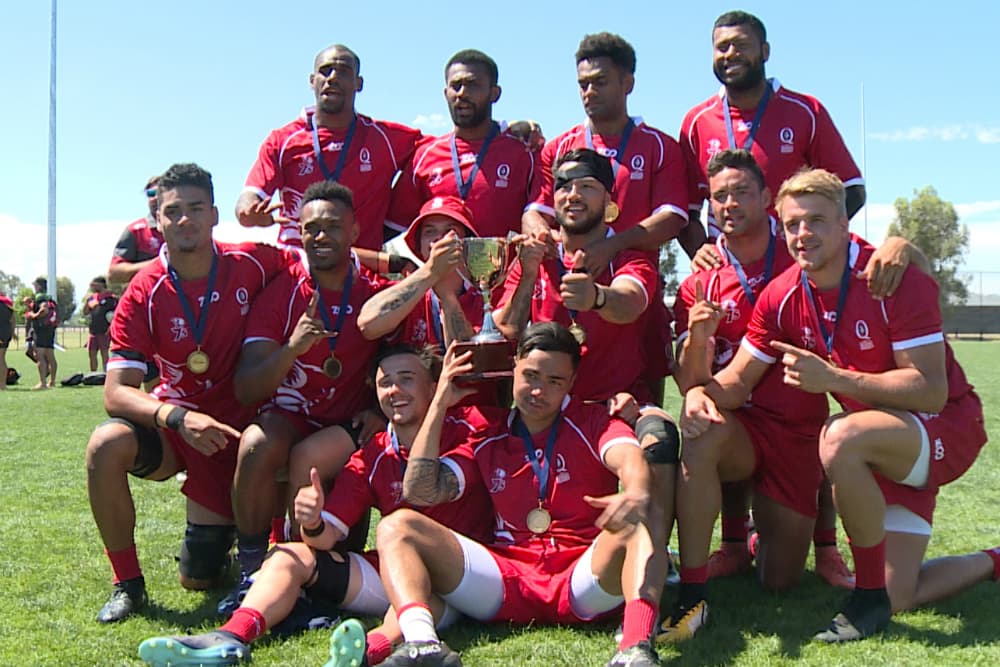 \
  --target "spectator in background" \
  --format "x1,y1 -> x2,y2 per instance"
108,175 -> 164,388
24,277 -> 58,390
83,276 -> 118,372
0,291 -> 15,390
